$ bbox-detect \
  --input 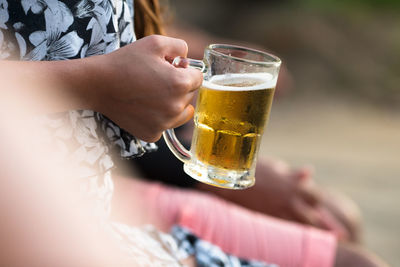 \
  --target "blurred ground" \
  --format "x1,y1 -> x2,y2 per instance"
169,0 -> 400,265
261,94 -> 400,266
